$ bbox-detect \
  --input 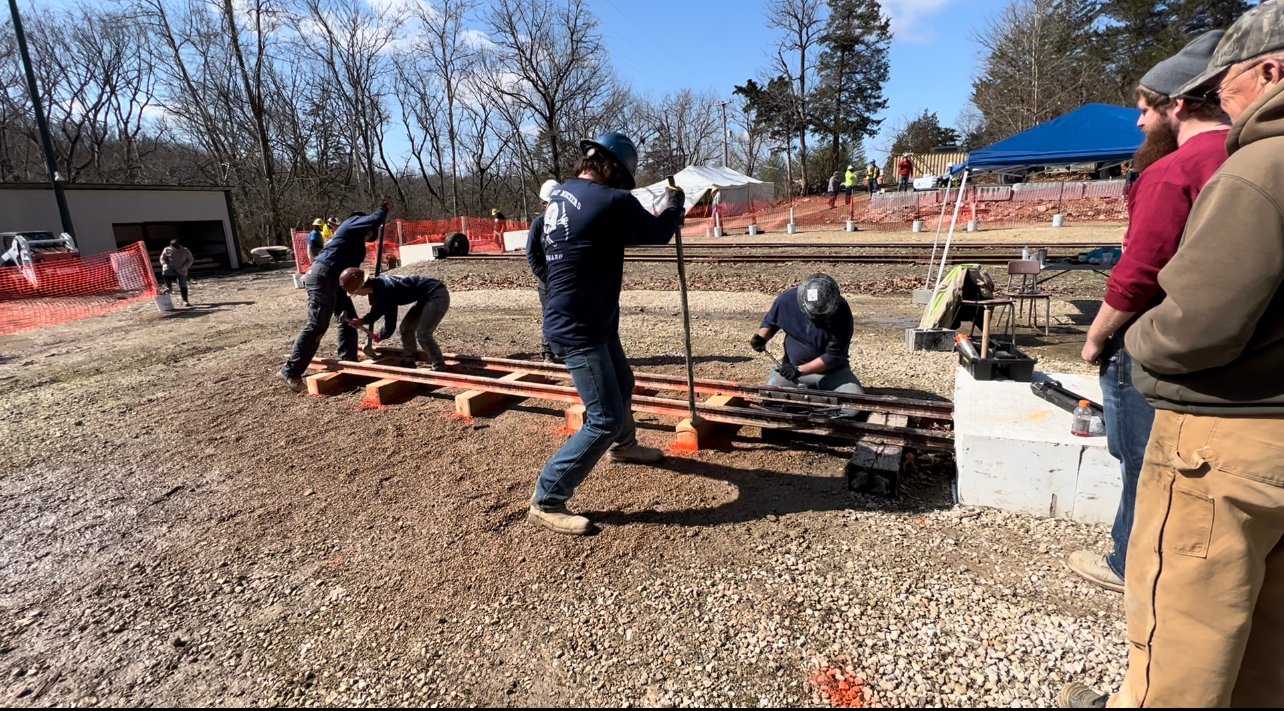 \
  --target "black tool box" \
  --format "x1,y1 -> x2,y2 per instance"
956,337 -> 1037,382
